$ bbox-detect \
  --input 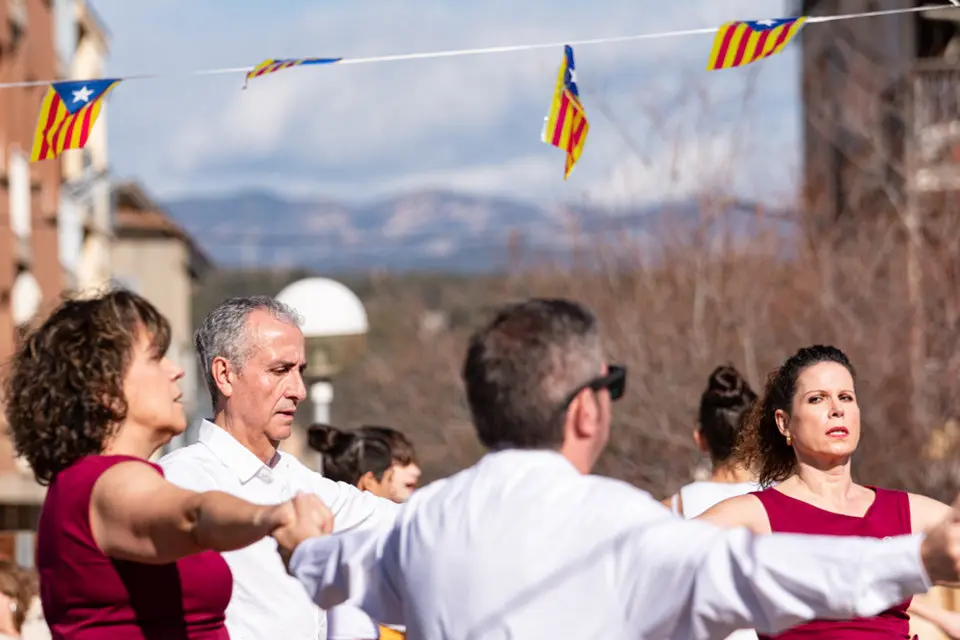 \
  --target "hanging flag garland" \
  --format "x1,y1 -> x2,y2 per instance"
541,45 -> 589,180
706,18 -> 806,70
17,3 -> 956,176
31,79 -> 120,162
244,57 -> 343,88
